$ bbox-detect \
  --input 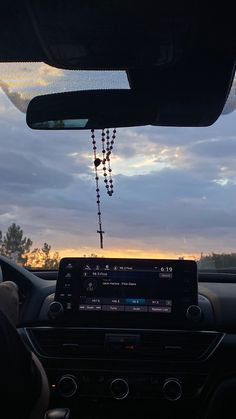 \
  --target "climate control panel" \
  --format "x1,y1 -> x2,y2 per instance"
48,370 -> 207,402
